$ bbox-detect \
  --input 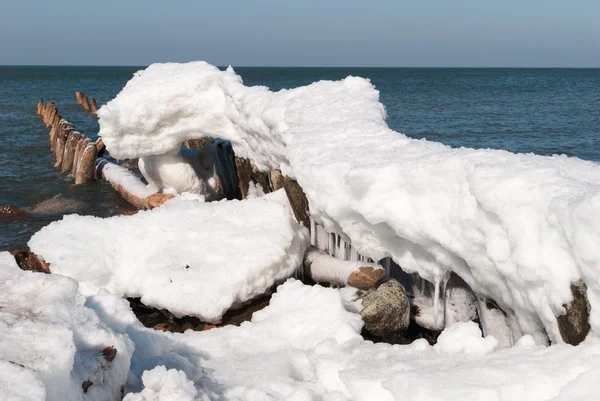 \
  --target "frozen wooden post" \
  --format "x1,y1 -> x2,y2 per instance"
54,130 -> 72,168
75,143 -> 97,184
89,96 -> 99,113
270,170 -> 284,191
61,131 -> 82,172
95,138 -> 106,157
283,176 -> 310,229
72,137 -> 90,175
235,156 -> 252,199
